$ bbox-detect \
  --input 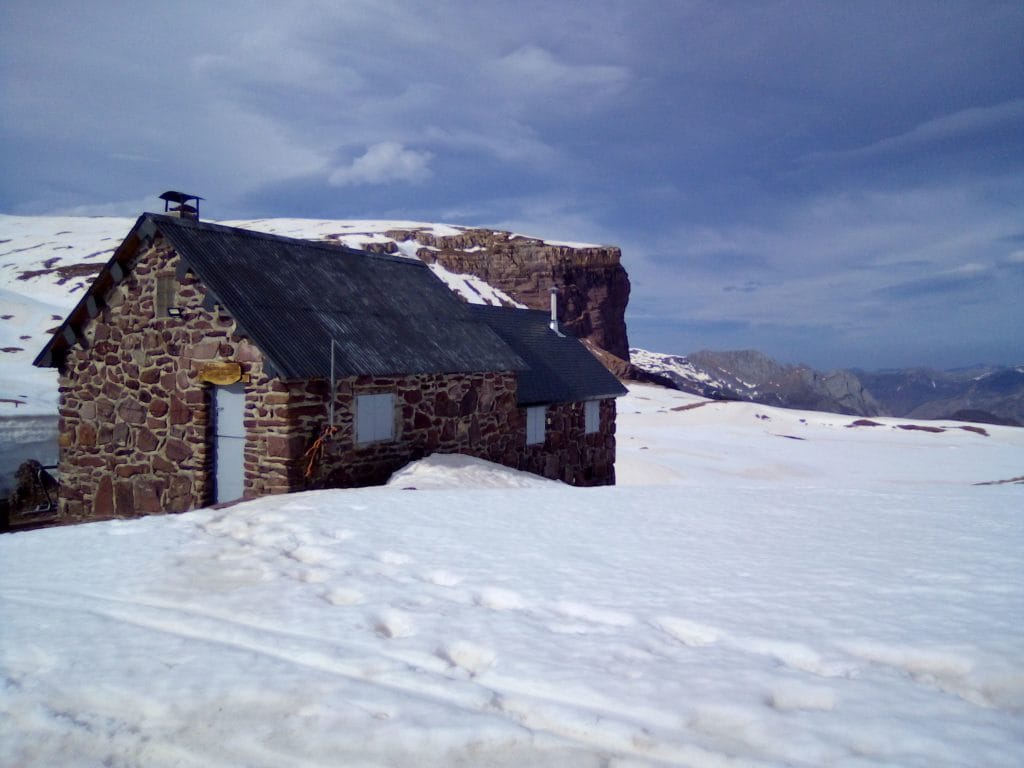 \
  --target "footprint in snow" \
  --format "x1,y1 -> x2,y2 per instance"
374,609 -> 415,638
474,587 -> 529,611
765,680 -> 838,711
378,551 -> 413,565
422,569 -> 462,587
739,637 -> 855,678
437,640 -> 496,676
652,616 -> 722,647
286,545 -> 333,565
322,587 -> 365,606
298,568 -> 329,584
551,600 -> 634,628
